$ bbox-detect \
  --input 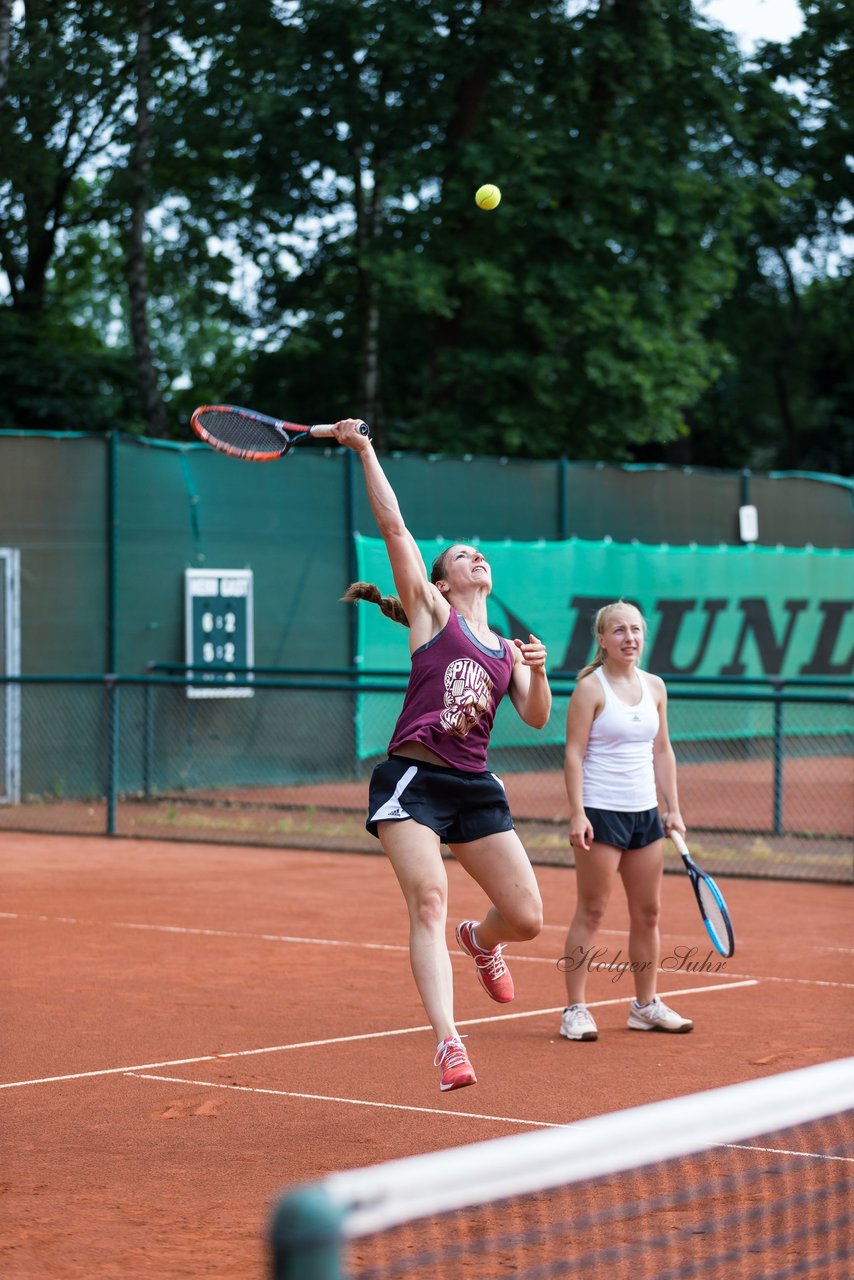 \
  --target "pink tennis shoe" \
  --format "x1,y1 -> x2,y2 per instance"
434,1036 -> 477,1091
455,920 -> 515,1003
